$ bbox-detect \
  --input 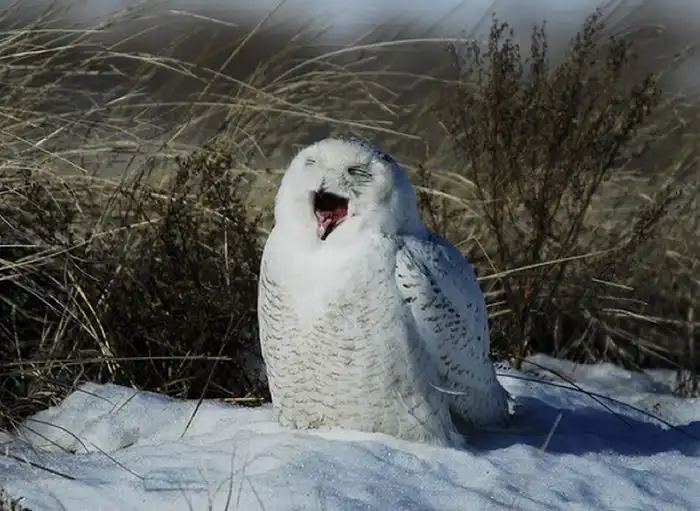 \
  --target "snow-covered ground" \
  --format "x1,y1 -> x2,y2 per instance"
1,355 -> 698,510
